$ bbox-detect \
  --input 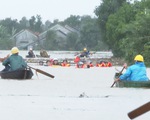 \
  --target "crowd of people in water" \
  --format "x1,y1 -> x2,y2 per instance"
25,47 -> 113,68
0,47 -> 149,82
